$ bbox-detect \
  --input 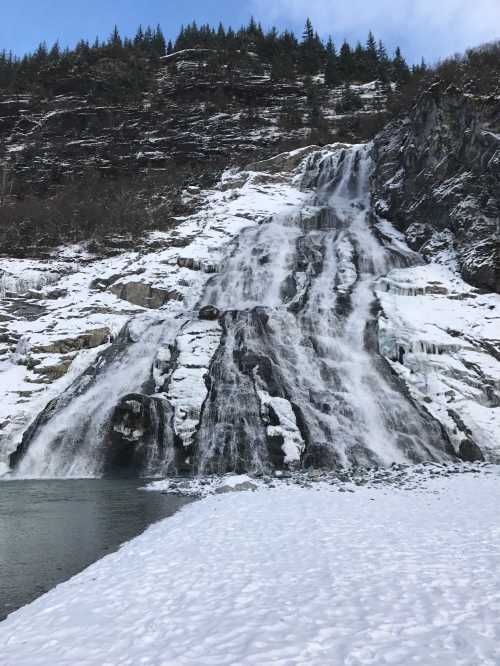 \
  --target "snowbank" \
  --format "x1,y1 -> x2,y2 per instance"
1,469 -> 499,665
